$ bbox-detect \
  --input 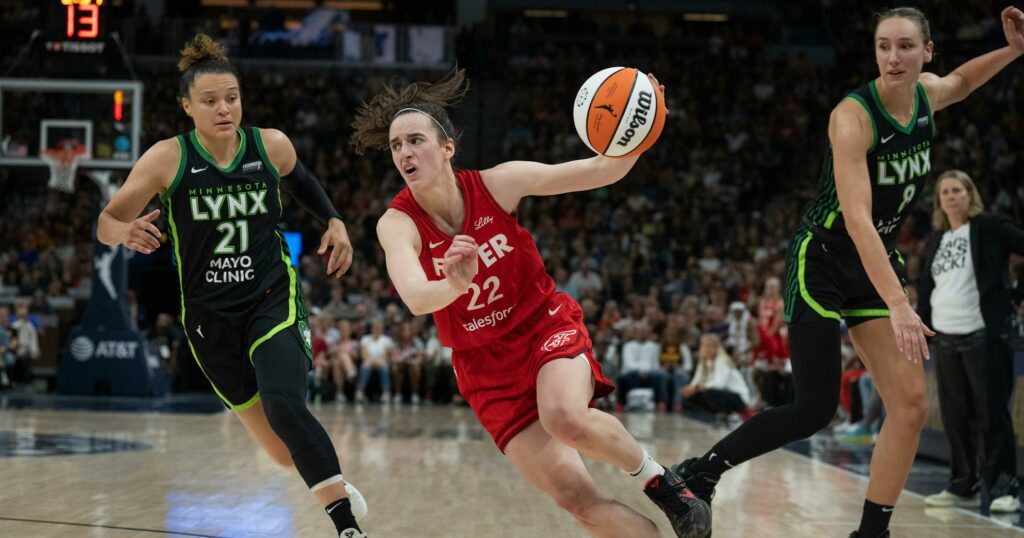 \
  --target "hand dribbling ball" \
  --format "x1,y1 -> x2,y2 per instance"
573,67 -> 667,158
